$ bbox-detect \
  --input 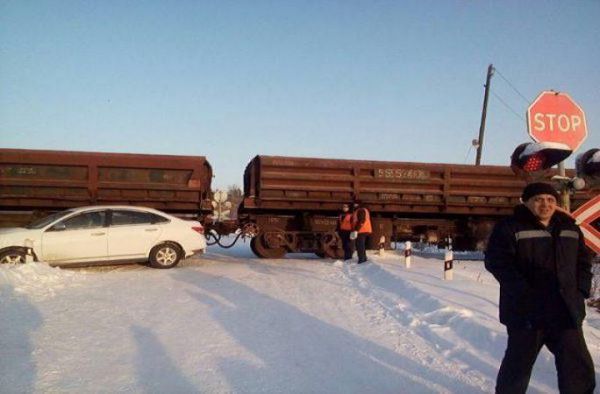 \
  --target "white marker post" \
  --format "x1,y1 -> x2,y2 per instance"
378,236 -> 386,256
404,241 -> 412,268
443,249 -> 453,280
